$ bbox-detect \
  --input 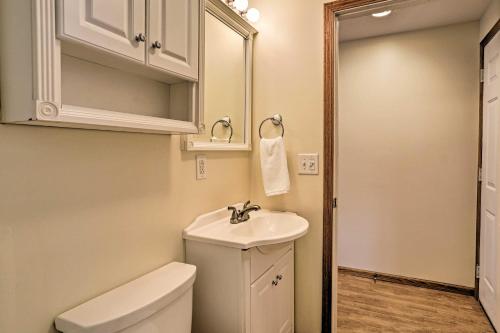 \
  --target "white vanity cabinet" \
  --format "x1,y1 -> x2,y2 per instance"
183,206 -> 309,332
186,240 -> 295,333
